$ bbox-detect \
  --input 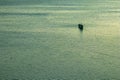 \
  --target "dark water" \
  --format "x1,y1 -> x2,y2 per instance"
0,0 -> 120,80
